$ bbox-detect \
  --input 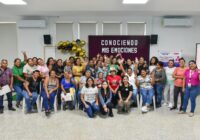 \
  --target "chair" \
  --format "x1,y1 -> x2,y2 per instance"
61,88 -> 75,110
139,95 -> 156,113
40,94 -> 58,112
22,95 -> 41,114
